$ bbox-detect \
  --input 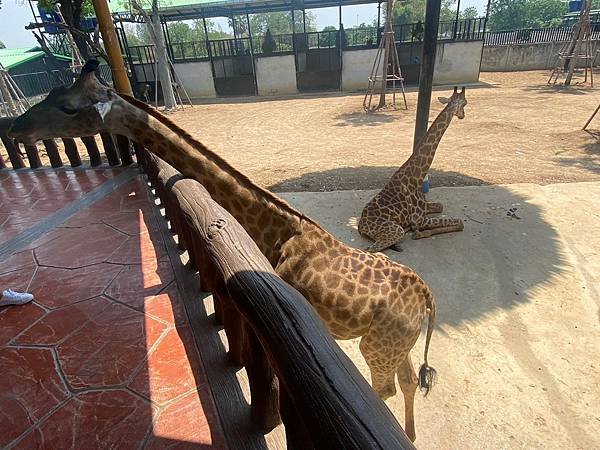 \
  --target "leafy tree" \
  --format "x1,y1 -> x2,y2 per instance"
336,23 -> 348,48
37,0 -> 95,59
0,41 -> 5,49
460,7 -> 479,19
250,11 -> 316,35
261,28 -> 277,53
488,0 -> 566,30
391,0 -> 482,25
